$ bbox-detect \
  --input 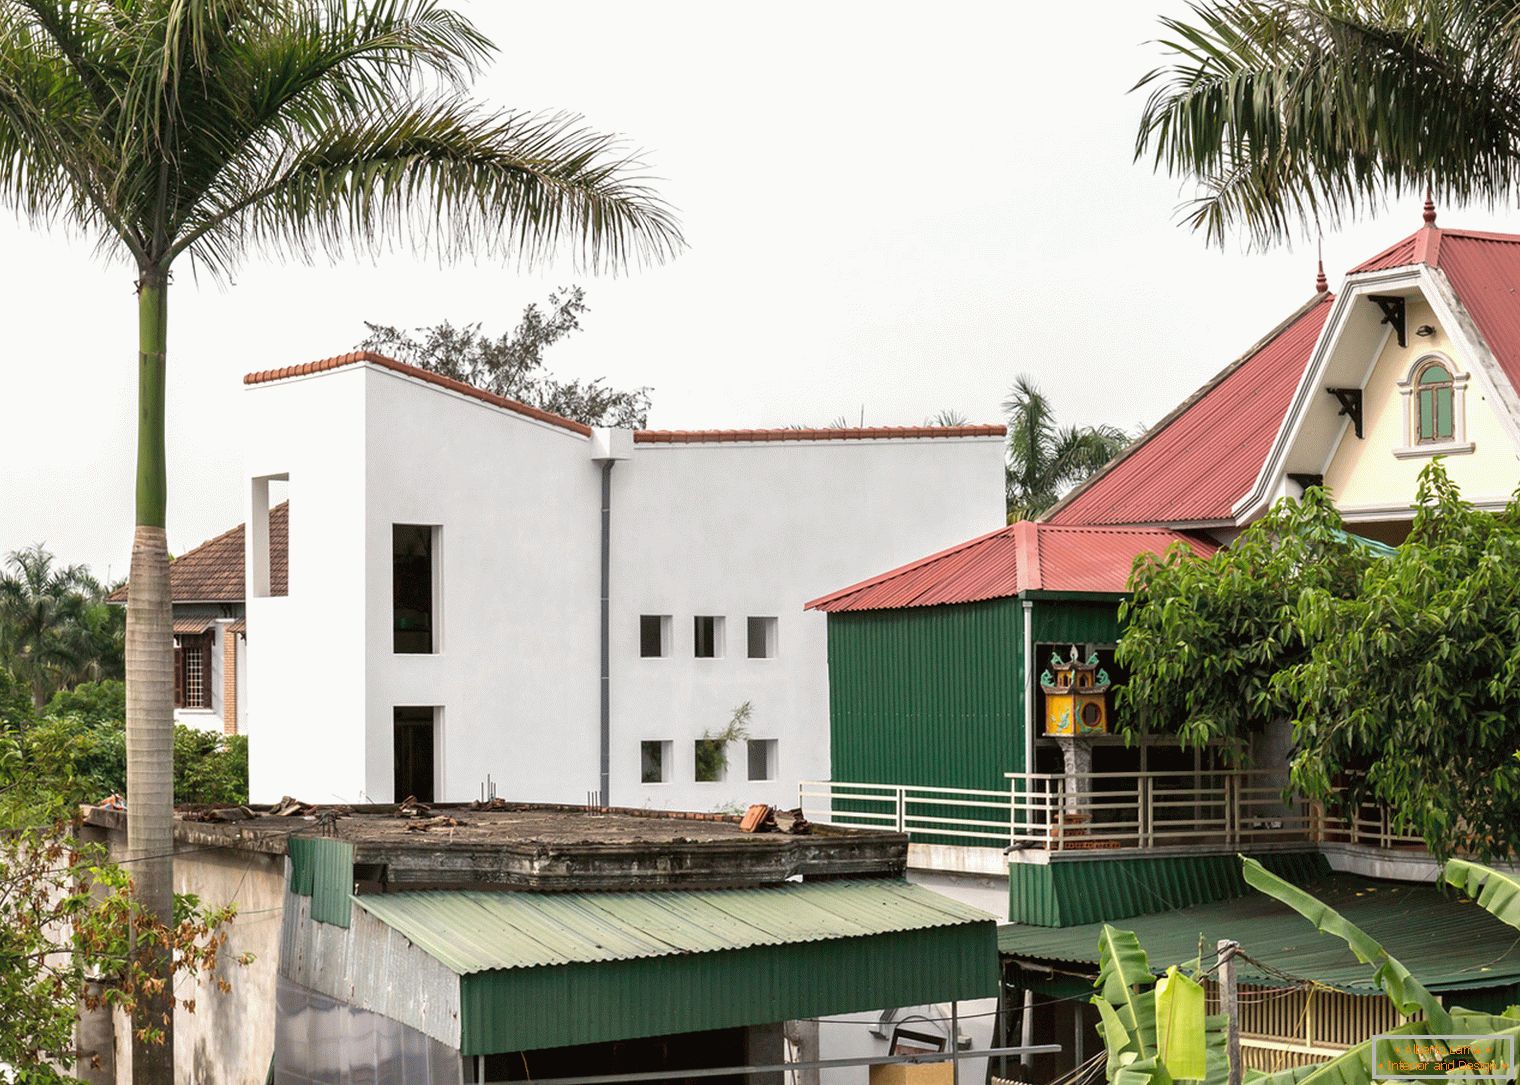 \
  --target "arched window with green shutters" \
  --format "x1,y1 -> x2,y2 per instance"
1416,360 -> 1455,442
